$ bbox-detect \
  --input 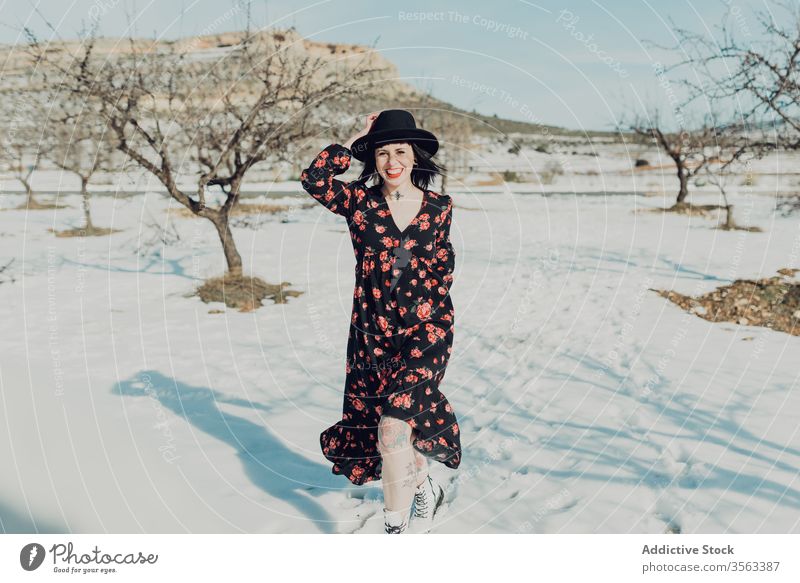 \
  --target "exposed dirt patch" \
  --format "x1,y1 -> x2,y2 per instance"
473,173 -> 505,187
168,201 -> 315,219
715,222 -> 762,233
653,268 -> 800,336
636,201 -> 763,231
50,226 -> 122,237
2,199 -> 69,210
641,201 -> 726,217
193,273 -> 303,311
